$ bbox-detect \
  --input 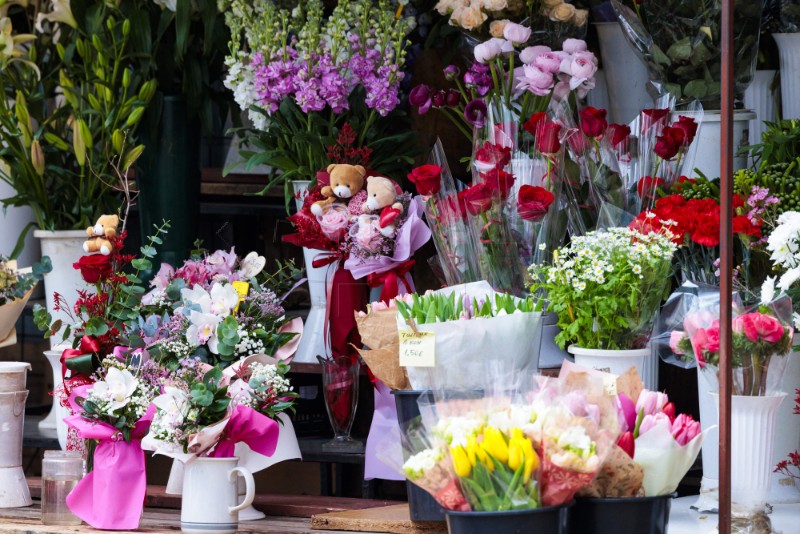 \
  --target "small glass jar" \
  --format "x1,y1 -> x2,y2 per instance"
41,450 -> 84,525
